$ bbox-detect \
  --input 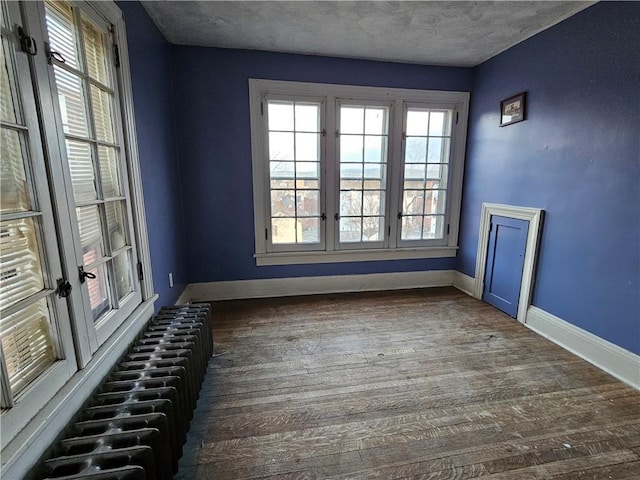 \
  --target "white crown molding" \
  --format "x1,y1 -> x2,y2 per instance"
526,306 -> 639,390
